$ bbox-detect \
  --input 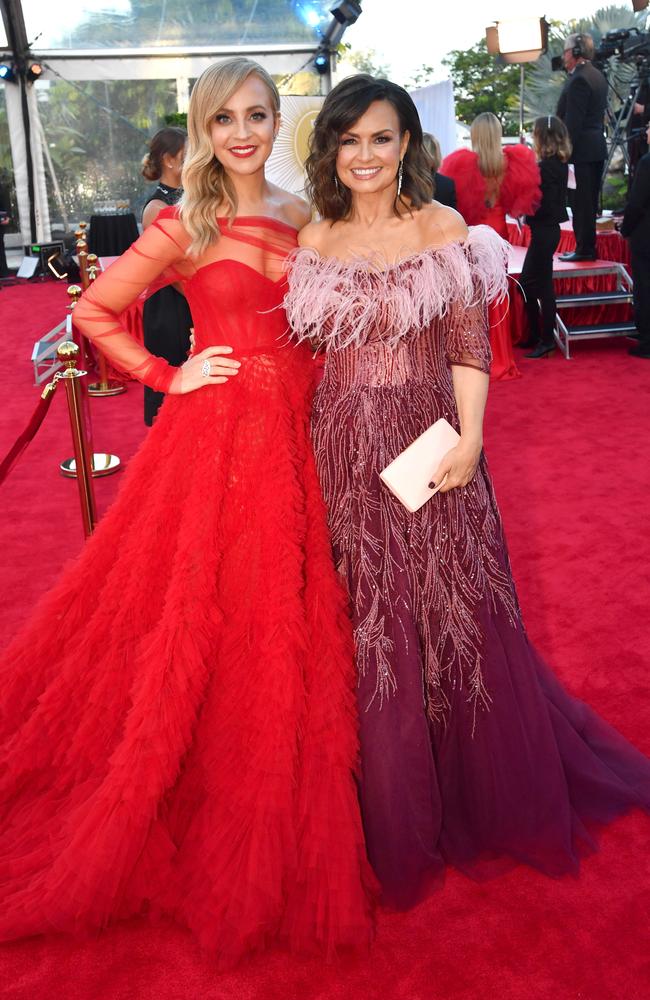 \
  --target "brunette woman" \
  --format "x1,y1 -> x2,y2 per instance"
140,126 -> 193,423
0,59 -> 374,965
285,74 -> 650,911
520,116 -> 571,358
